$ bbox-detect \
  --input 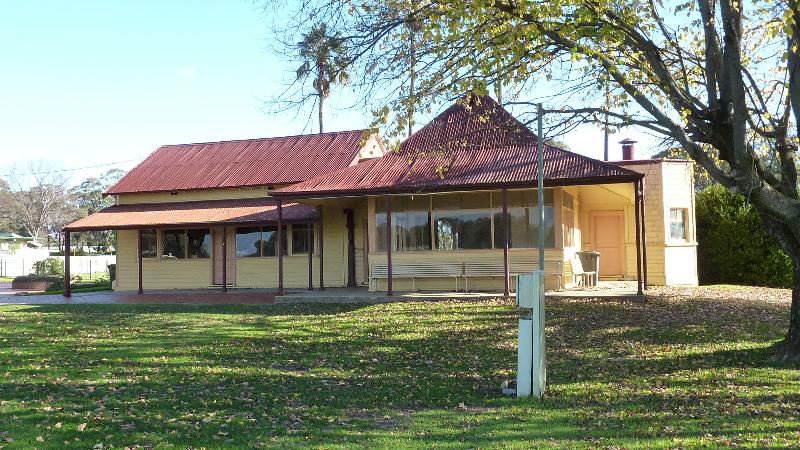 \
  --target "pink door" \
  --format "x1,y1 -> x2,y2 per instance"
592,212 -> 624,277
